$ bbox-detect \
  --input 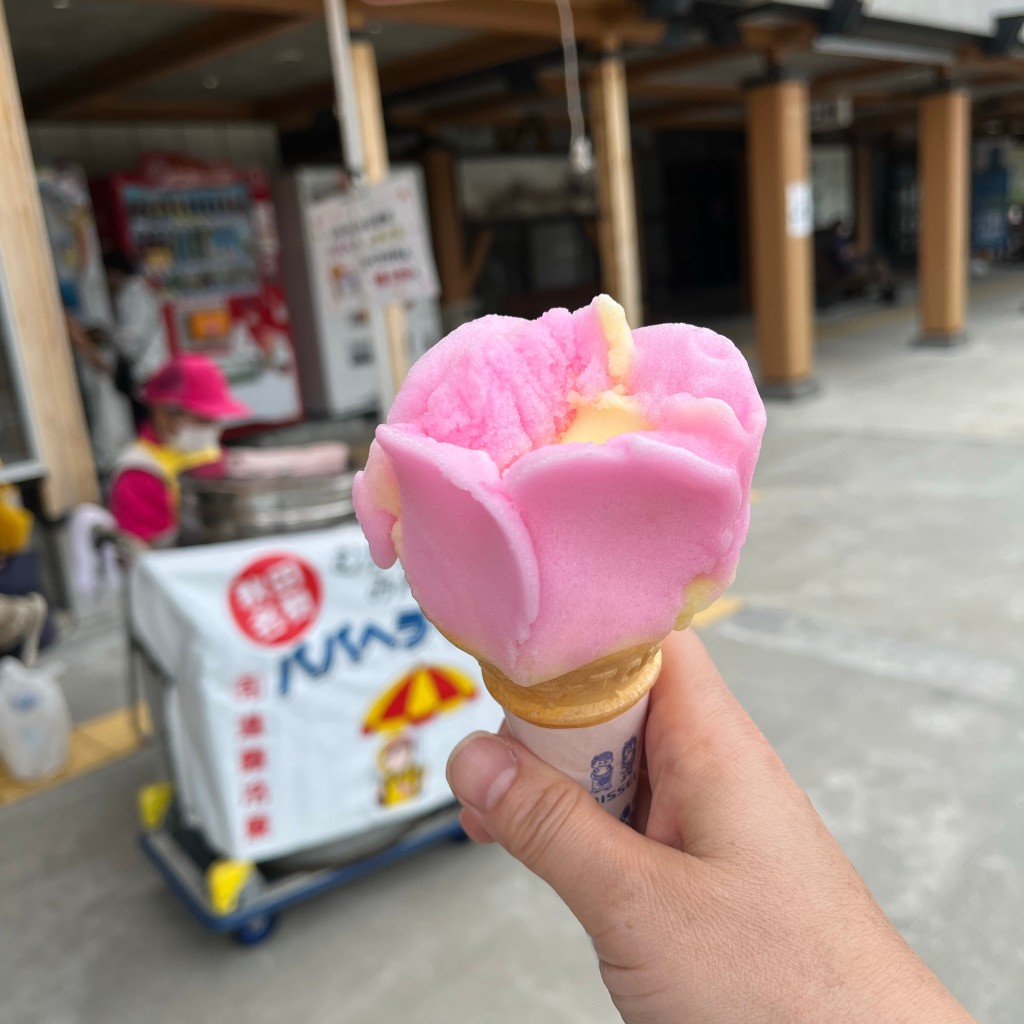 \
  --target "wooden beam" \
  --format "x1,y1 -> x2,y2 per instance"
26,12 -> 303,119
629,82 -> 743,103
349,1 -> 663,45
256,80 -> 333,127
422,147 -> 465,304
982,93 -> 1024,115
740,20 -> 817,62
956,47 -> 1024,78
413,106 -> 570,130
464,228 -> 495,295
67,98 -> 259,122
0,3 -> 96,513
589,53 -> 642,326
628,44 -> 749,84
152,0 -> 663,40
138,0 -> 321,13
812,60 -> 913,95
259,31 -> 559,125
380,32 -> 558,96
422,146 -> 495,306
391,91 -> 550,128
850,103 -> 918,132
636,103 -> 744,130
